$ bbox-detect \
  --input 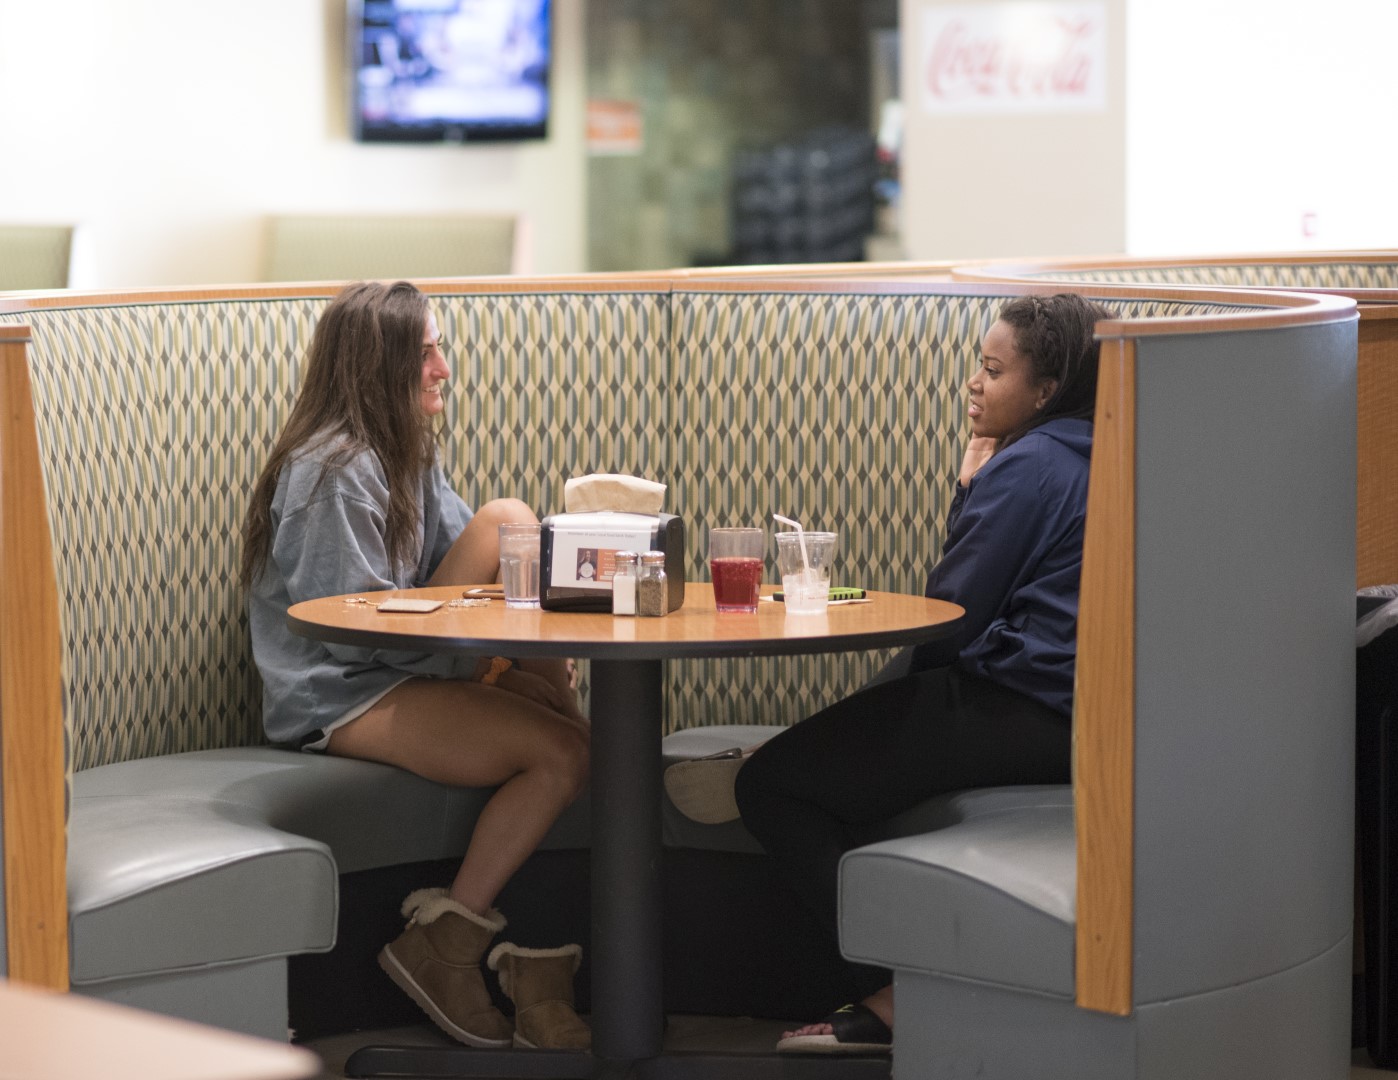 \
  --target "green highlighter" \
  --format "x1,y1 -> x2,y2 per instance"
773,587 -> 866,602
